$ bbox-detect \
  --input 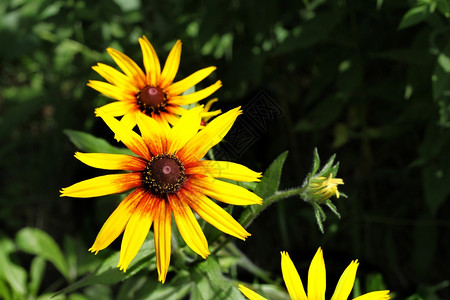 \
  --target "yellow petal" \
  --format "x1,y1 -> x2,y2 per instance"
87,80 -> 136,102
353,290 -> 390,300
181,189 -> 250,240
60,173 -> 141,198
187,160 -> 262,182
120,111 -> 138,131
154,200 -> 172,283
189,176 -> 262,206
165,104 -> 188,116
118,193 -> 155,272
159,40 -> 182,89
97,101 -> 136,117
167,106 -> 202,154
75,152 -> 146,171
89,188 -> 144,254
331,260 -> 359,300
281,251 -> 308,300
138,36 -> 161,86
308,247 -> 326,300
161,110 -> 182,127
178,107 -> 241,163
96,110 -> 151,160
136,112 -> 167,155
166,66 -> 217,96
170,193 -> 209,259
92,63 -> 139,92
169,80 -> 222,105
107,47 -> 146,89
238,284 -> 268,300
